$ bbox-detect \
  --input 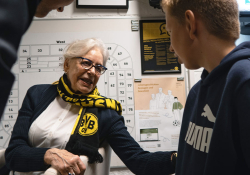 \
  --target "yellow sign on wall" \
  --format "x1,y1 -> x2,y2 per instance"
140,20 -> 181,74
143,22 -> 170,41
